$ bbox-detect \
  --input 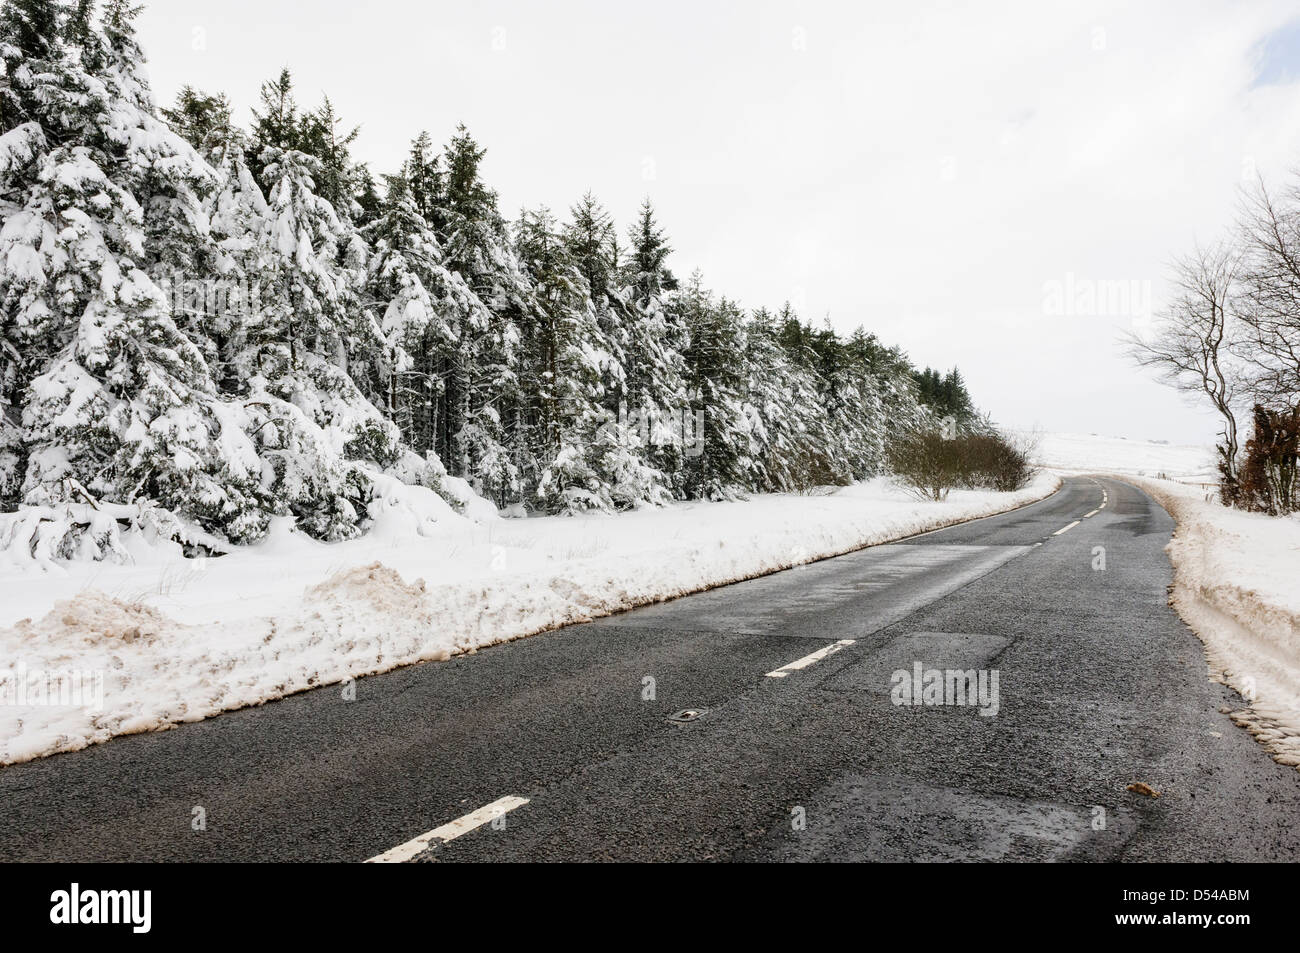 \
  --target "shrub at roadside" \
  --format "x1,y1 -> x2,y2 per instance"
885,429 -> 964,500
1238,404 -> 1300,516
959,433 -> 1036,492
887,428 -> 1035,500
